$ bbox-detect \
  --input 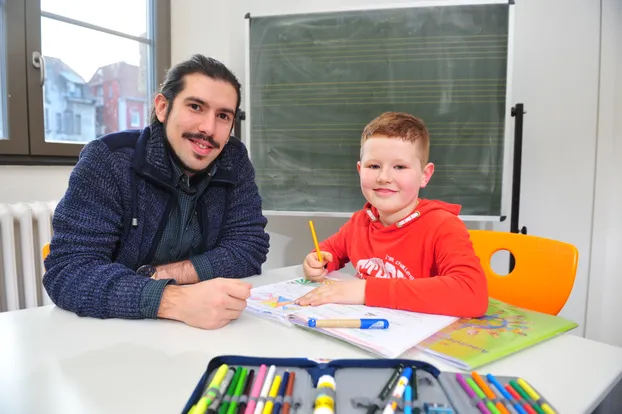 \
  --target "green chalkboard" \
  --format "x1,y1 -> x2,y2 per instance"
247,3 -> 511,217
